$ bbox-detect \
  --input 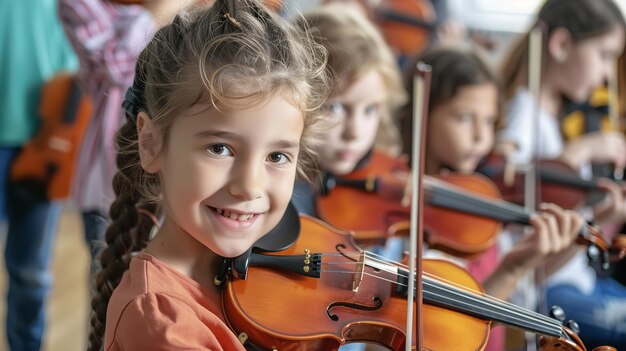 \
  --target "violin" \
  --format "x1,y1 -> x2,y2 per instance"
478,154 -> 615,210
371,0 -> 436,57
322,0 -> 437,57
317,152 -> 499,256
10,72 -> 92,200
316,152 -> 626,264
219,215 -> 613,351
